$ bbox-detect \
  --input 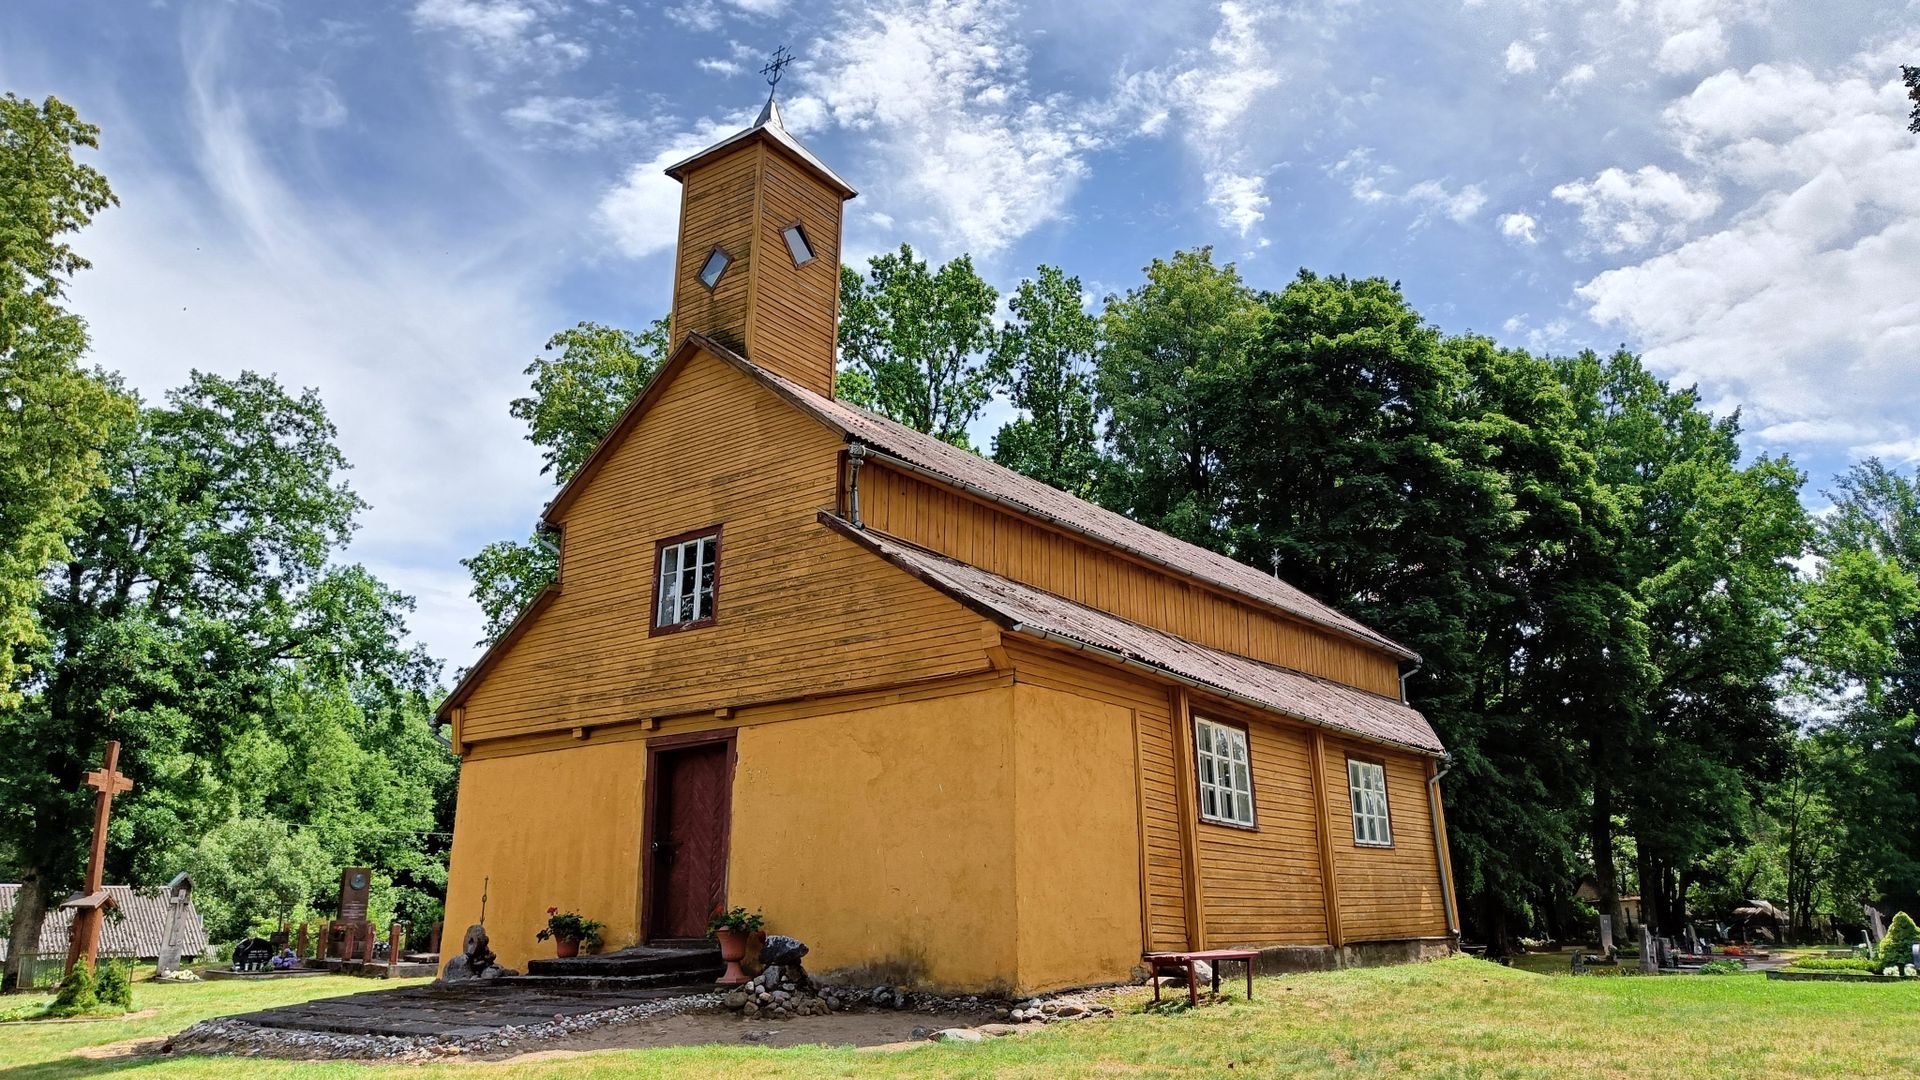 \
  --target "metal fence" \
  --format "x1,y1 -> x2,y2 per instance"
7,946 -> 141,989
